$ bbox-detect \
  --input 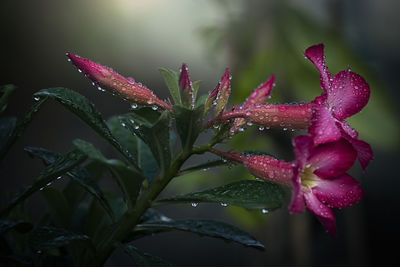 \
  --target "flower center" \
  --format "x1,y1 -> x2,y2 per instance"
300,164 -> 319,189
